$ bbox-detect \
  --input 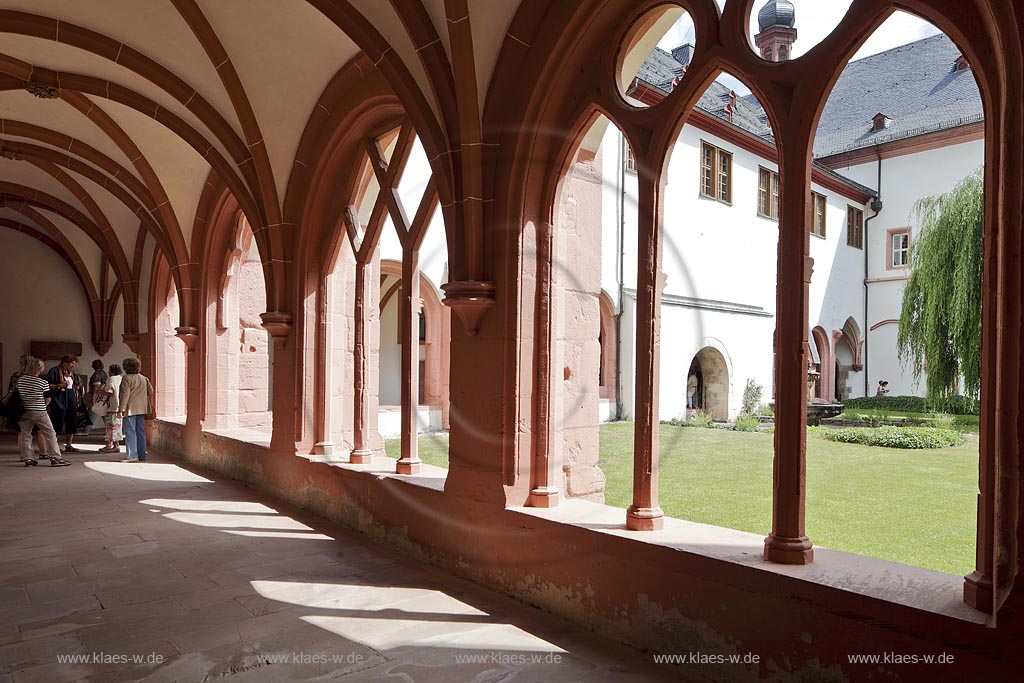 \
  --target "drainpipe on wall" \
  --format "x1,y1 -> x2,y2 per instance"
615,133 -> 627,420
863,145 -> 883,397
